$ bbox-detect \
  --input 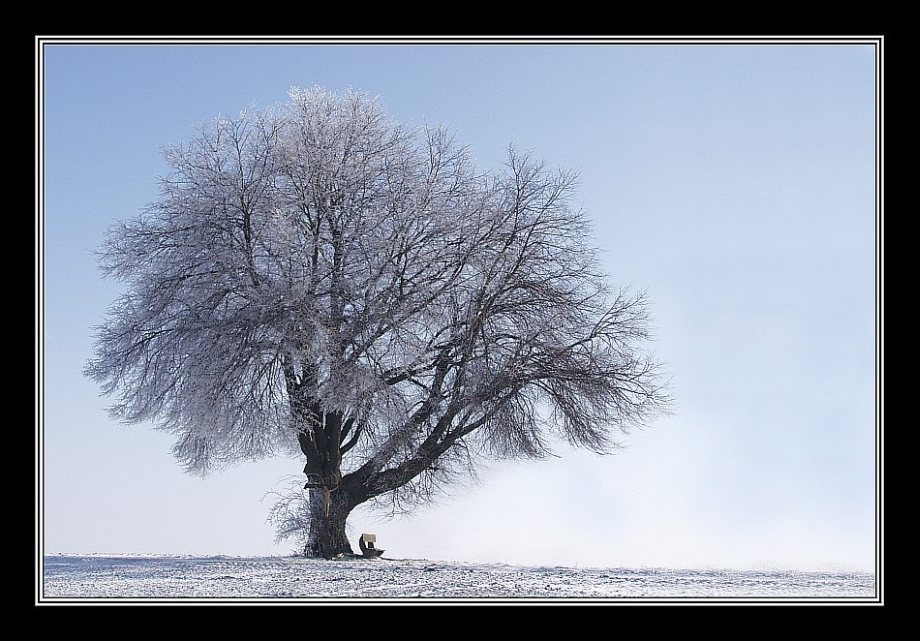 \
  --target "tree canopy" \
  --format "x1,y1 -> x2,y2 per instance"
86,87 -> 668,556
